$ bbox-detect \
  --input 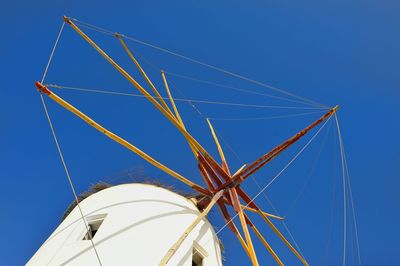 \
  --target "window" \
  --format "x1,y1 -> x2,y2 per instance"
82,214 -> 106,240
192,242 -> 207,266
192,251 -> 203,266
